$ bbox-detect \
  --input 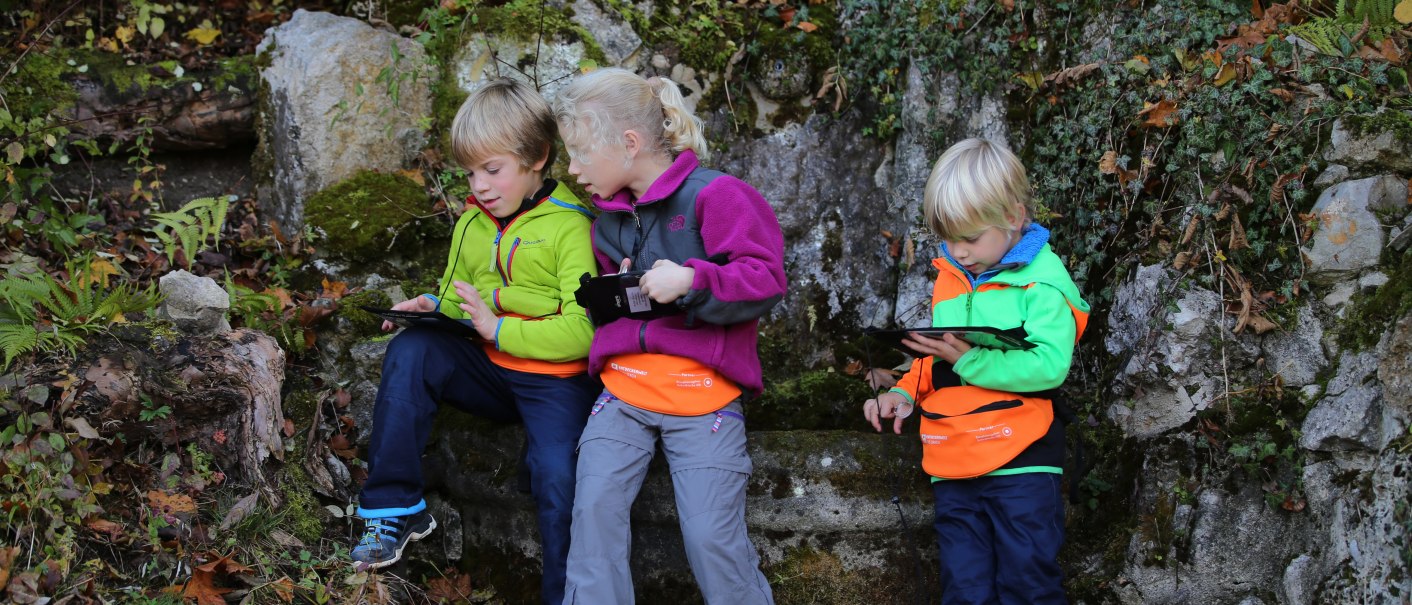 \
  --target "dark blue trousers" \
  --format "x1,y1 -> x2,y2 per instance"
932,473 -> 1066,605
358,326 -> 597,605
